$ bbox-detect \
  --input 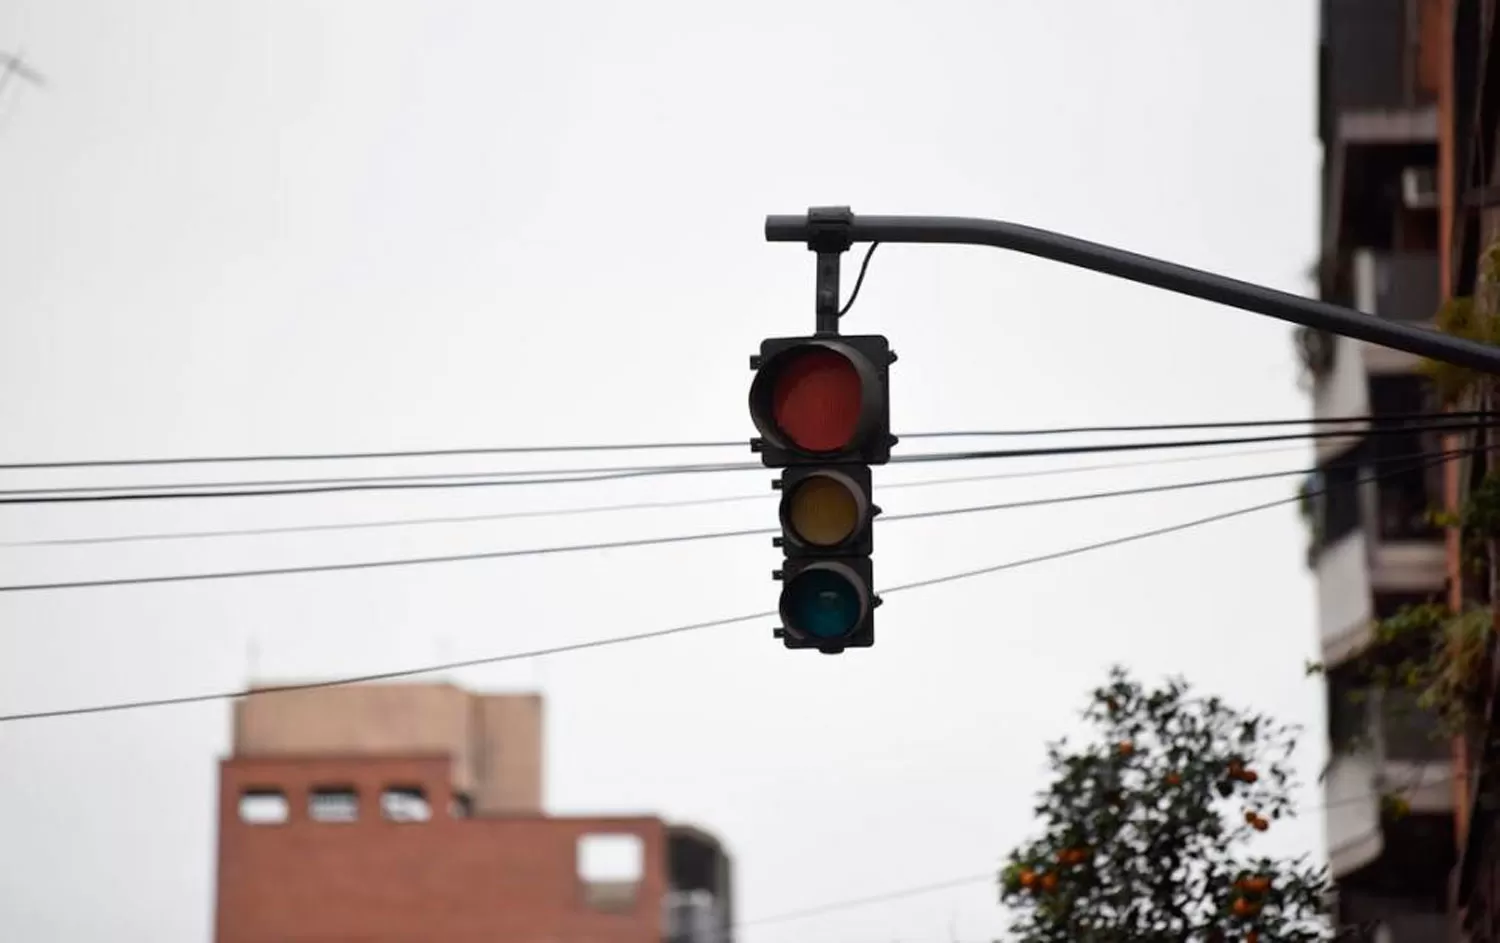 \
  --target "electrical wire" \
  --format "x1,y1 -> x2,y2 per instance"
0,409 -> 1480,473
738,873 -> 994,929
0,419 -> 1482,506
732,779 -> 1445,930
0,450 -> 1428,594
1,441 -> 1324,549
0,446 -> 1462,722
